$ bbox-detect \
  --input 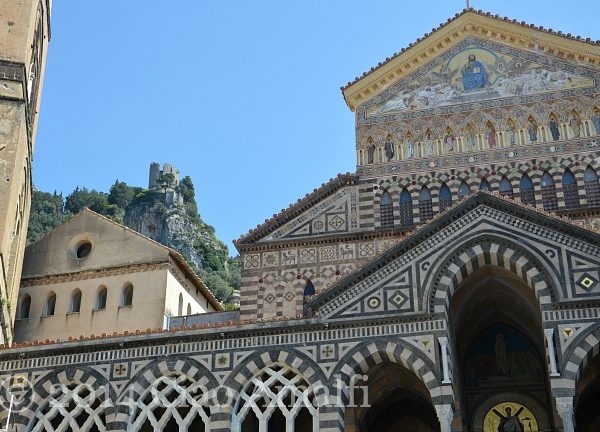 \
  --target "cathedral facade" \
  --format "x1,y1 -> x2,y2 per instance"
1,8 -> 600,432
